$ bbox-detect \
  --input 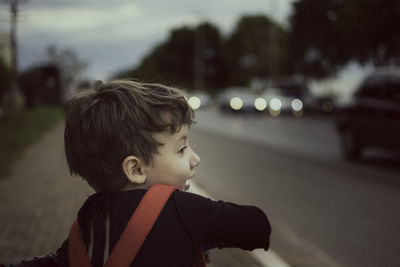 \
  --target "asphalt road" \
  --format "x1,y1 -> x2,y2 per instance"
190,108 -> 400,267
